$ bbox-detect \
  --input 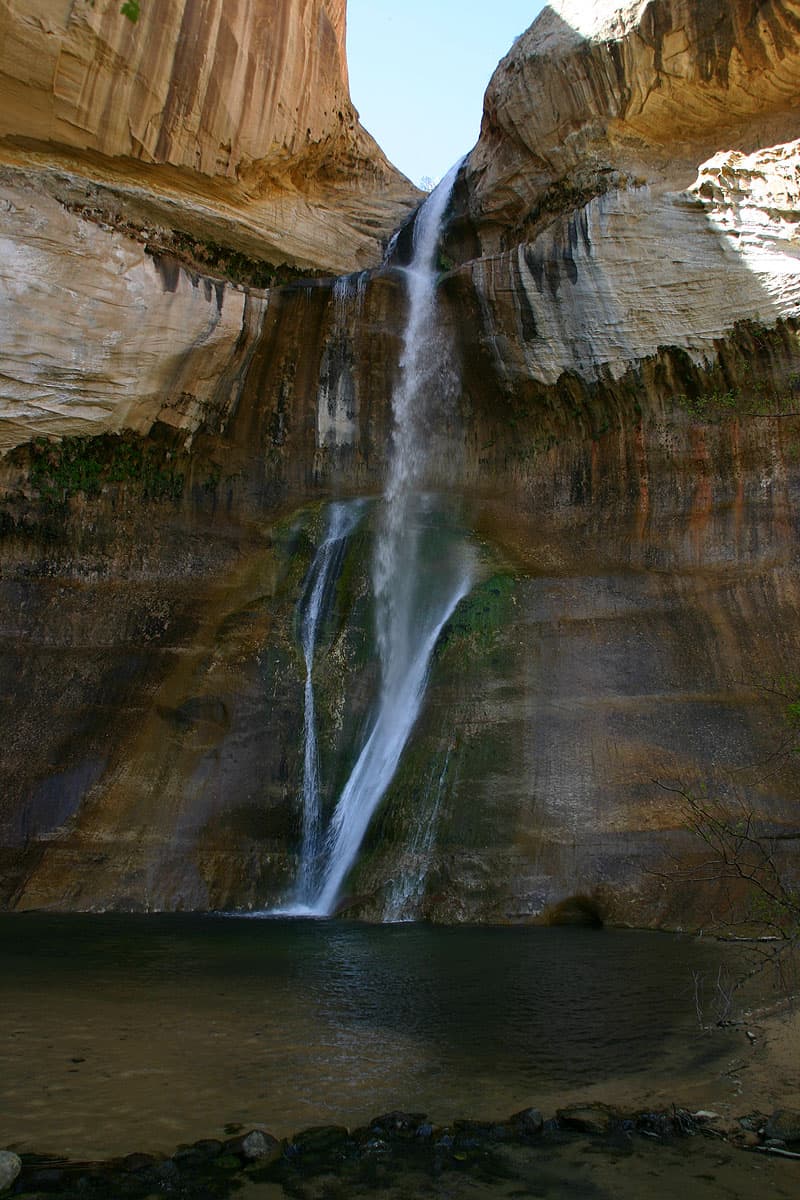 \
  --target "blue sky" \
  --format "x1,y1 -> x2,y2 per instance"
346,1 -> 547,187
